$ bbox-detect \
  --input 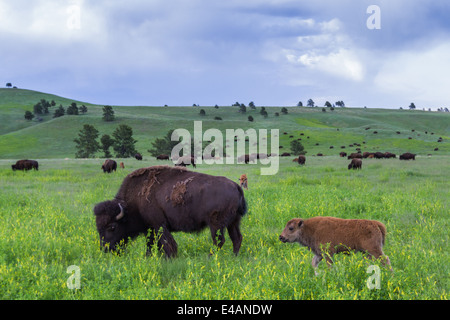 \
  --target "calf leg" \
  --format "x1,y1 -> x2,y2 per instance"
312,254 -> 322,276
